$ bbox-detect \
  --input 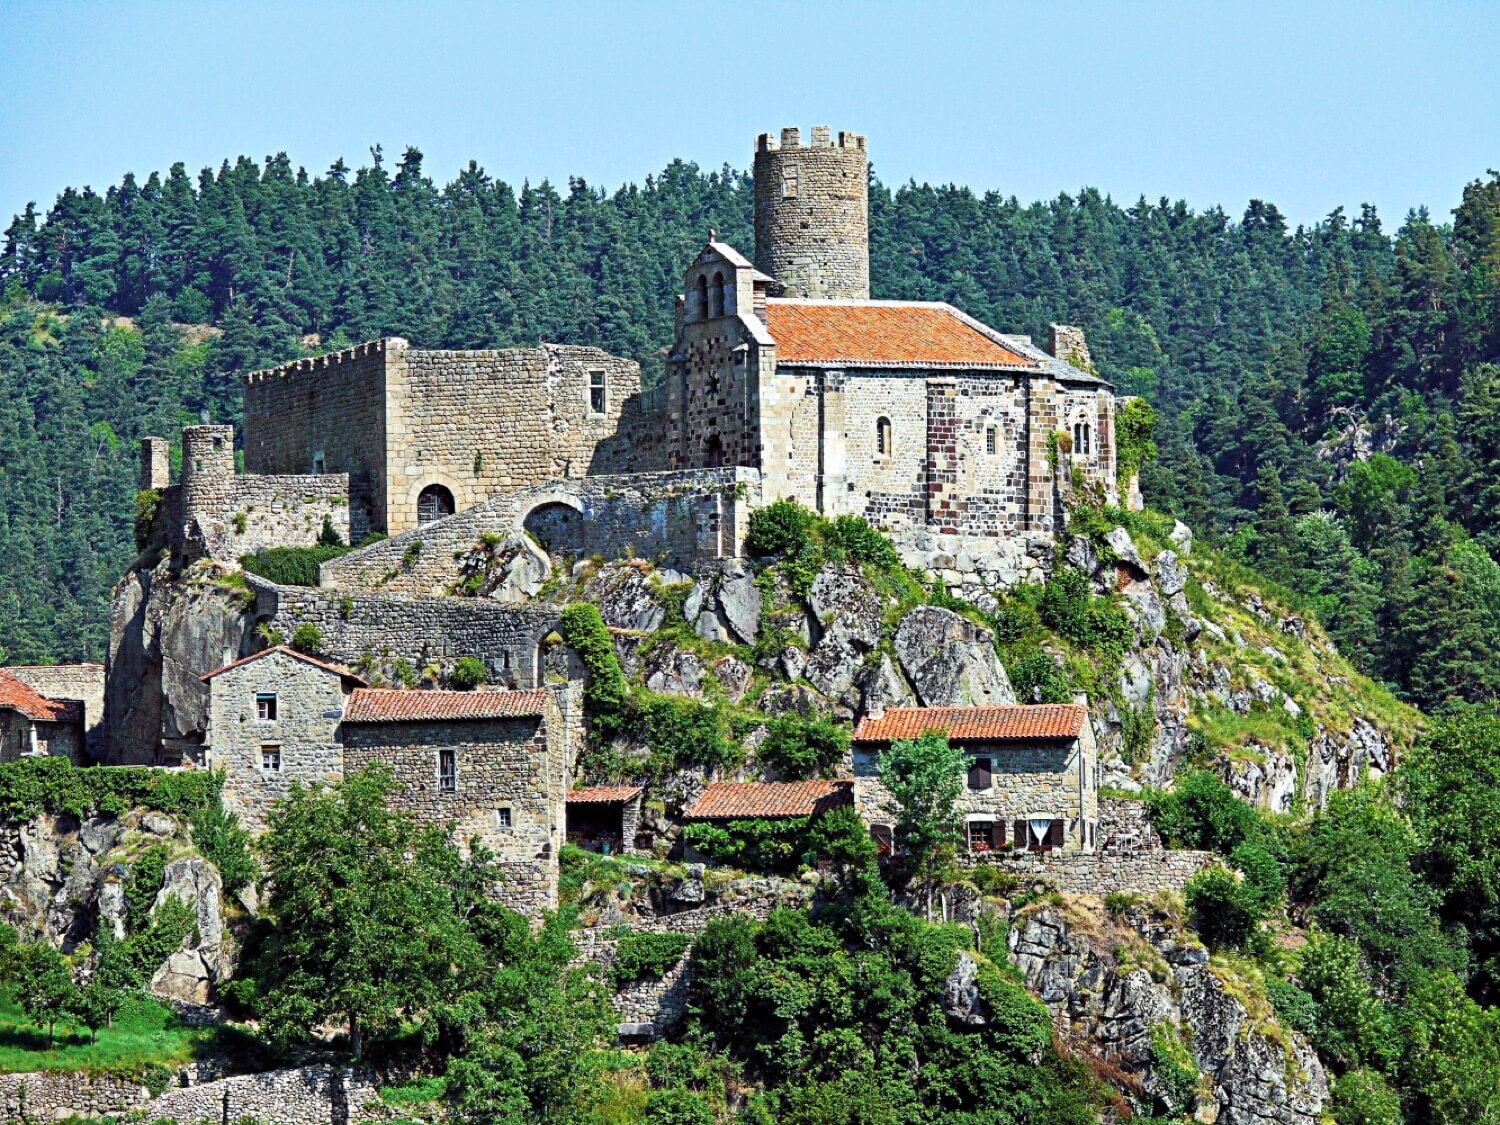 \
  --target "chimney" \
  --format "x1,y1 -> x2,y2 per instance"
867,697 -> 885,721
